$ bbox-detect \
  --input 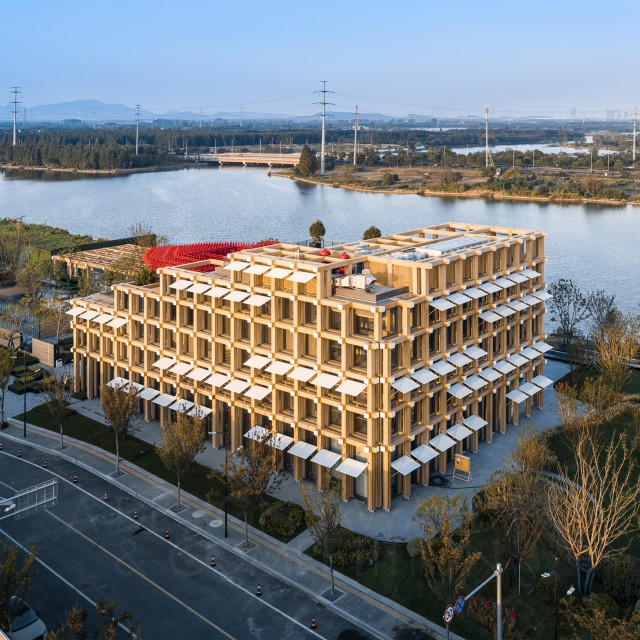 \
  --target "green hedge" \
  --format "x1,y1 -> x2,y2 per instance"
314,529 -> 382,568
259,501 -> 305,538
